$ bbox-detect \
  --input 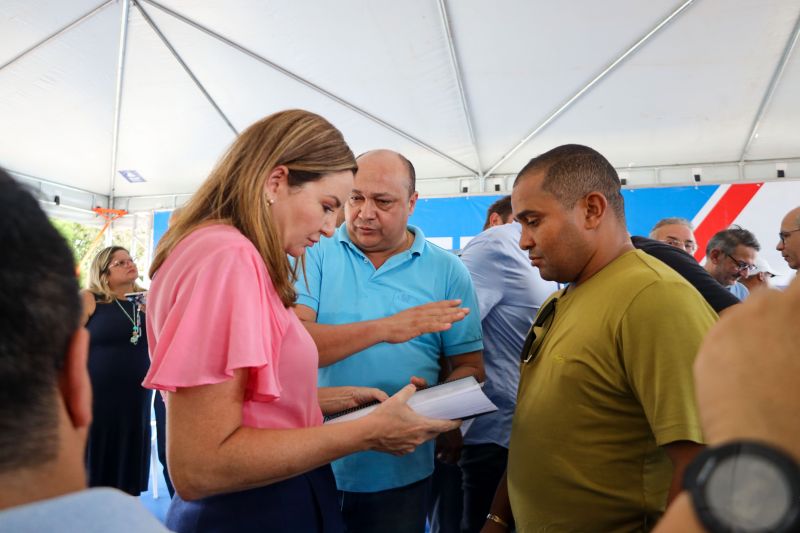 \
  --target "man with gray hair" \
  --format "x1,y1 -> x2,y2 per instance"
649,217 -> 698,255
703,227 -> 760,300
